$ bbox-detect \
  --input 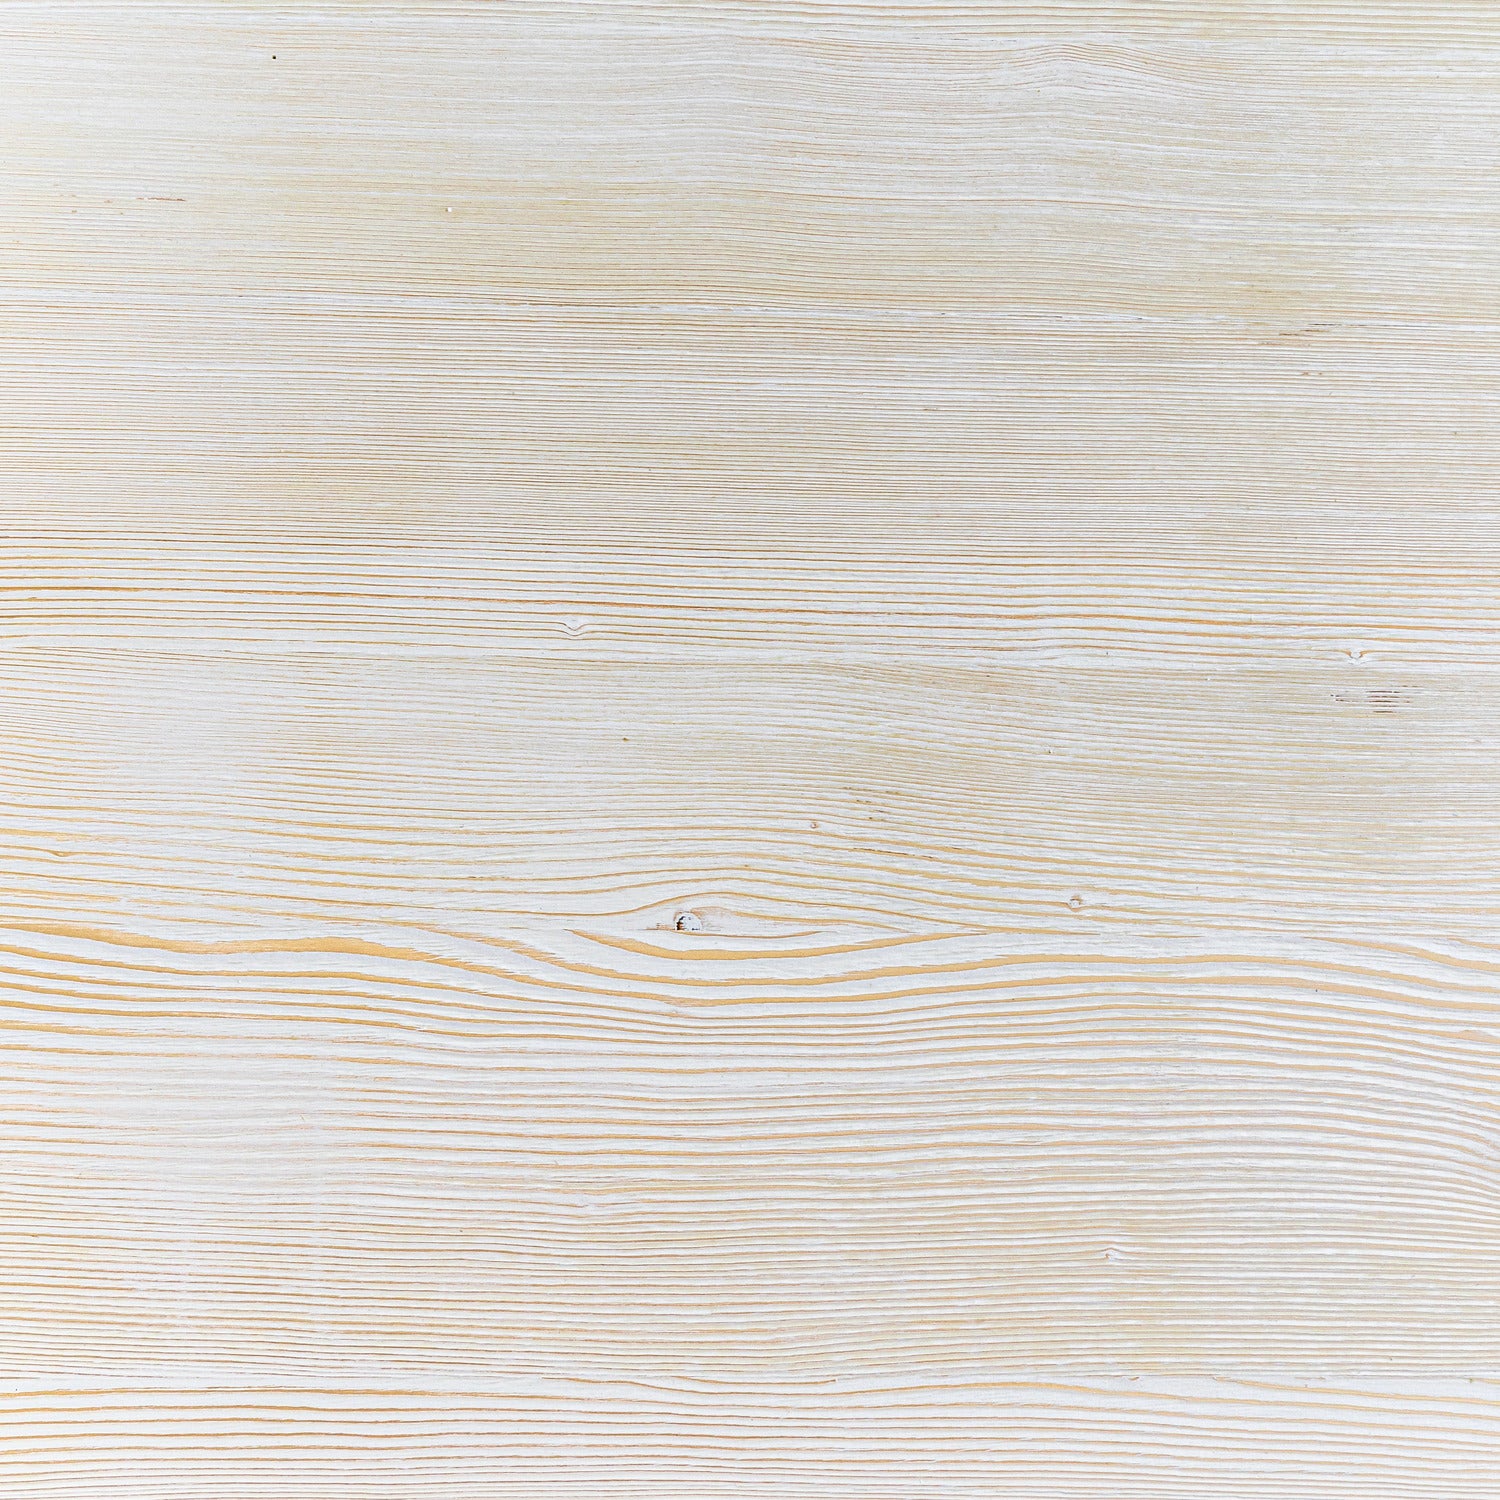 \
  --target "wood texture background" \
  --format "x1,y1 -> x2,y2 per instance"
4,2 -> 1500,1493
